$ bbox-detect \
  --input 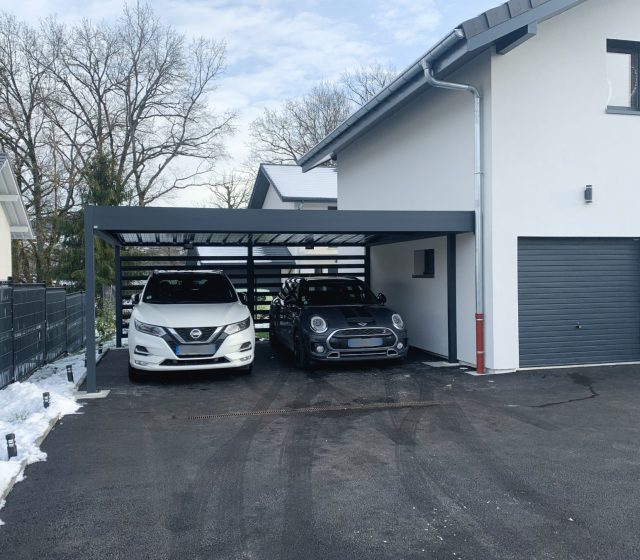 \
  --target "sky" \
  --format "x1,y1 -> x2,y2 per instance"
0,0 -> 501,205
